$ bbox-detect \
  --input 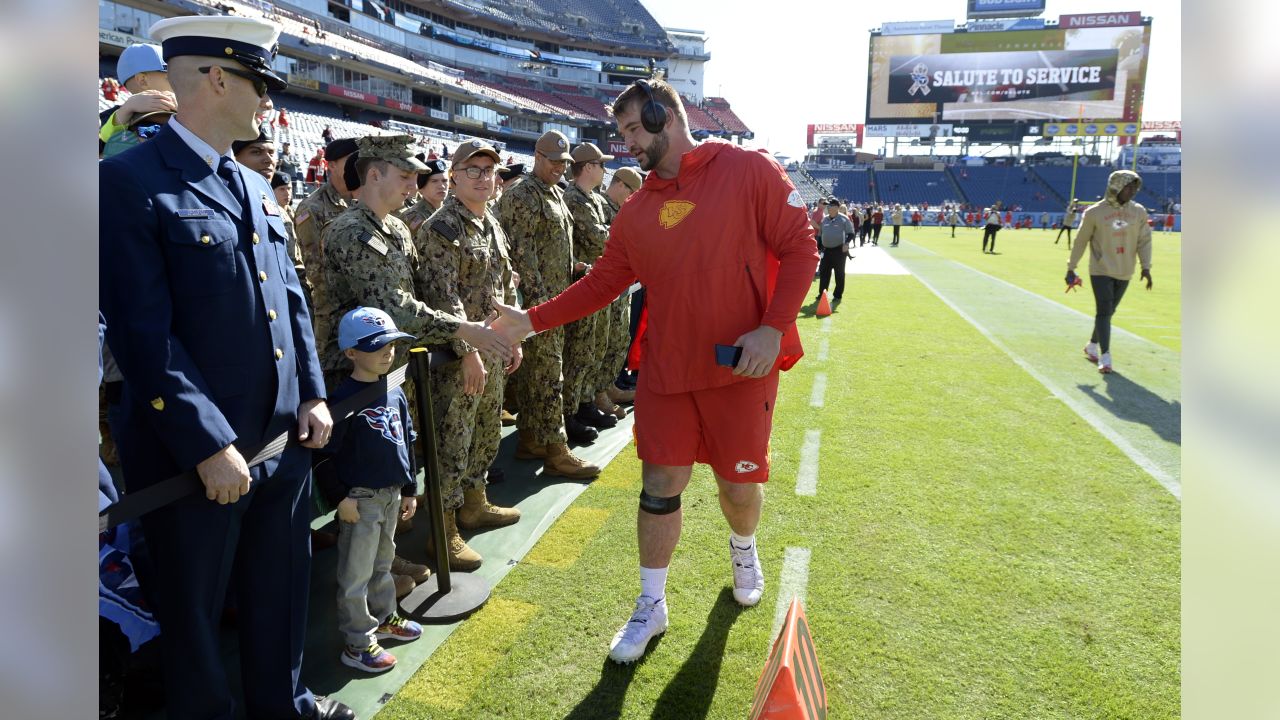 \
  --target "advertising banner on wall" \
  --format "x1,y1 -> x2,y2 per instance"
1043,121 -> 1140,136
1058,11 -> 1143,29
864,123 -> 955,137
